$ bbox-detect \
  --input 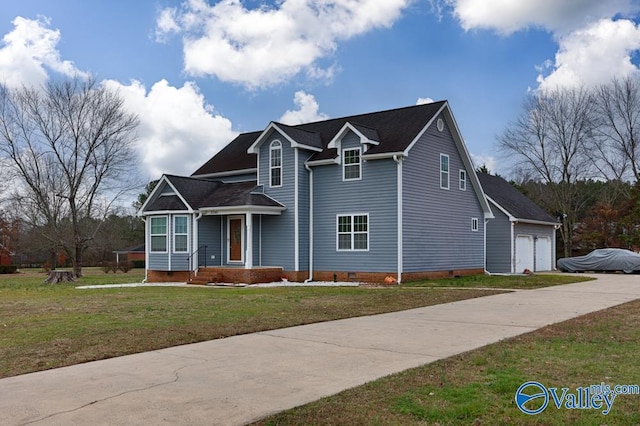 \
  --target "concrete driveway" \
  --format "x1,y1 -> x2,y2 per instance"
2,274 -> 640,425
